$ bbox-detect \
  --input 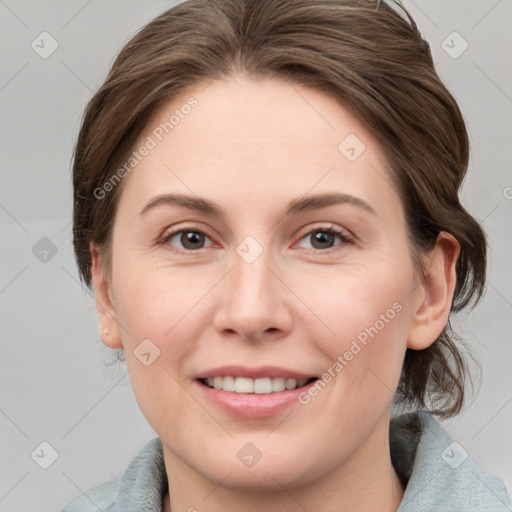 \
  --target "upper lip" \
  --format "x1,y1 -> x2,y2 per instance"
194,365 -> 317,380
